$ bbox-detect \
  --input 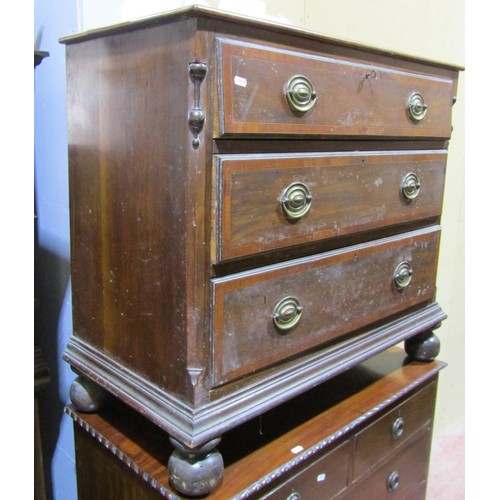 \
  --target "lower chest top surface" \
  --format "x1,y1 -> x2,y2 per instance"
68,348 -> 445,499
